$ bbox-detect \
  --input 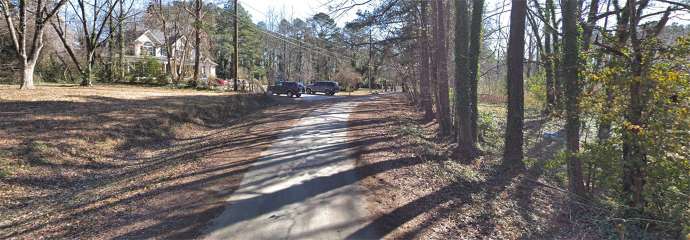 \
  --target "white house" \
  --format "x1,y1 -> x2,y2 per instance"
126,30 -> 217,80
